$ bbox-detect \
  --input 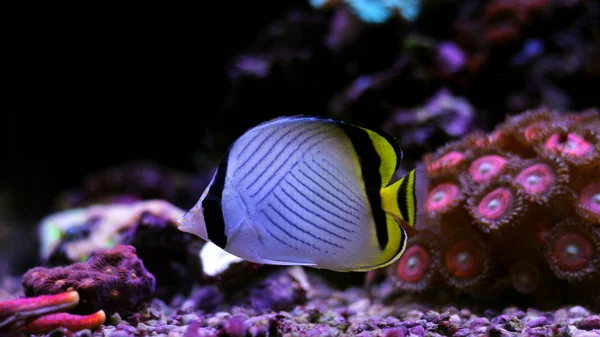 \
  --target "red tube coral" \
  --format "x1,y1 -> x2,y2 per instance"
19,310 -> 106,334
0,291 -> 94,333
